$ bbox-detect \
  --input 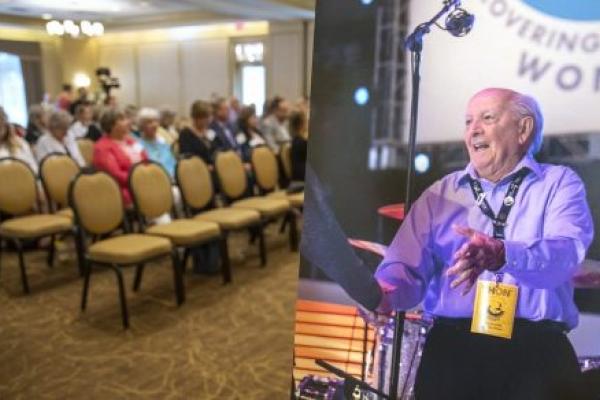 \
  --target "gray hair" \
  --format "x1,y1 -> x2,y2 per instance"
48,110 -> 73,131
28,104 -> 46,125
137,107 -> 160,129
509,93 -> 544,155
100,107 -> 126,133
